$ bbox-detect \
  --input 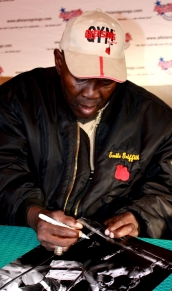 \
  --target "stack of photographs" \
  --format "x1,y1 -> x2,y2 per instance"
0,218 -> 172,291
